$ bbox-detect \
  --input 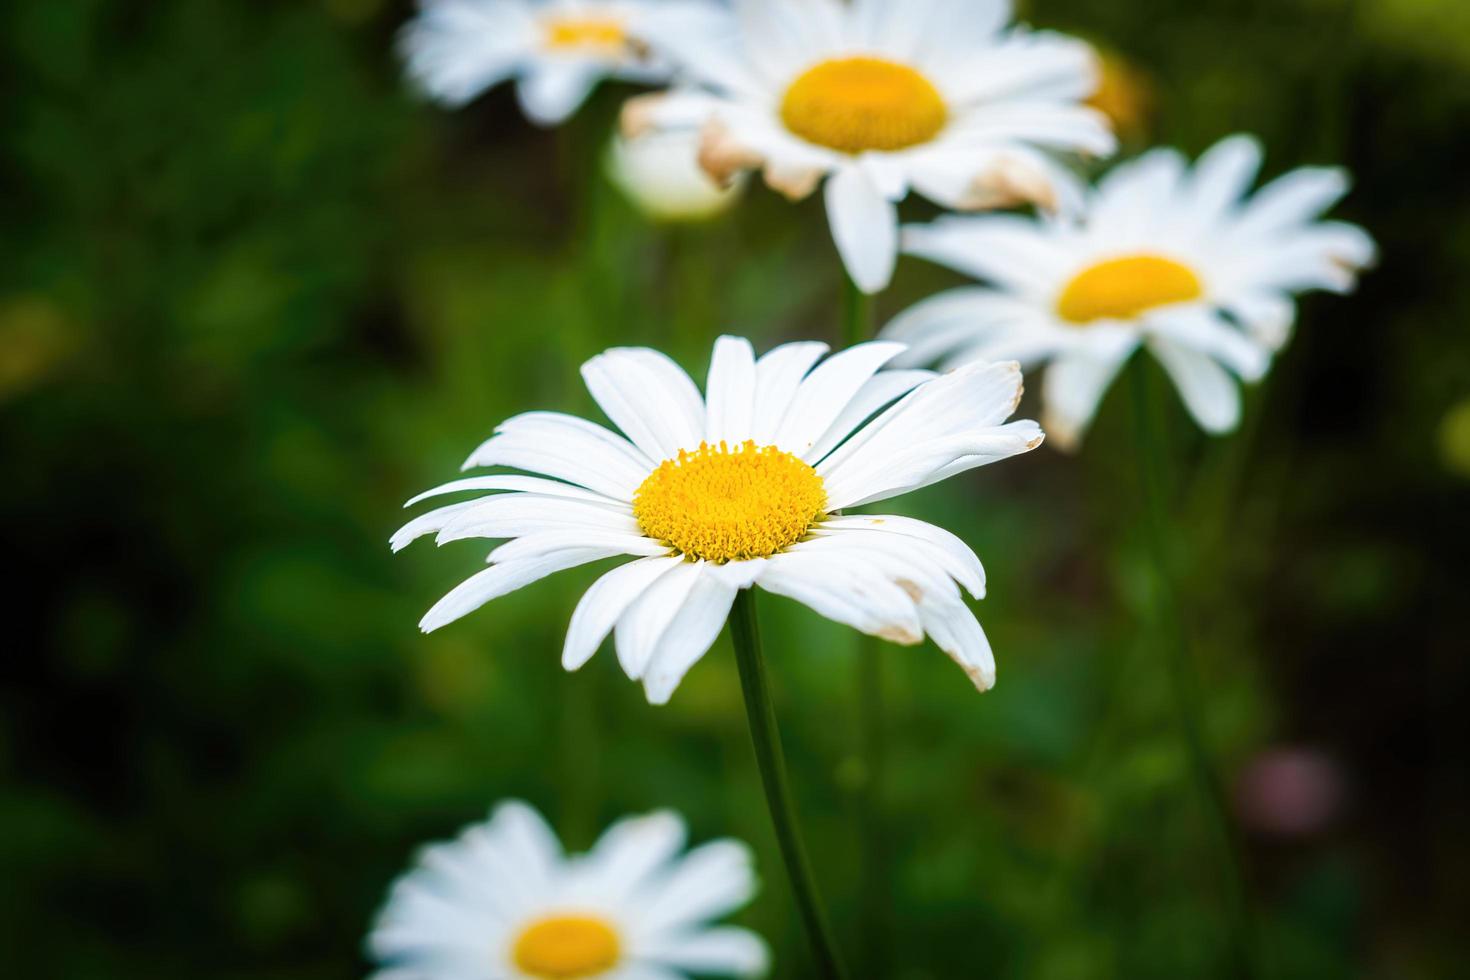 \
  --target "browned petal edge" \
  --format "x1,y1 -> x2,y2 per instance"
962,155 -> 1059,213
697,119 -> 764,188
618,92 -> 666,139
762,161 -> 823,201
